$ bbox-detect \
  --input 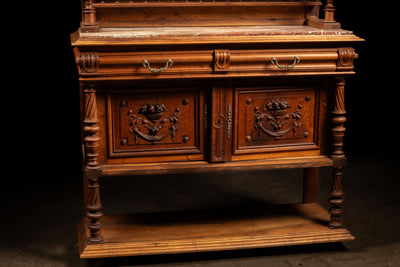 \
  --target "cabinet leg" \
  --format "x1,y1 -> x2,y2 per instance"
329,166 -> 344,228
303,167 -> 319,204
82,84 -> 104,243
86,169 -> 104,244
329,78 -> 346,229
